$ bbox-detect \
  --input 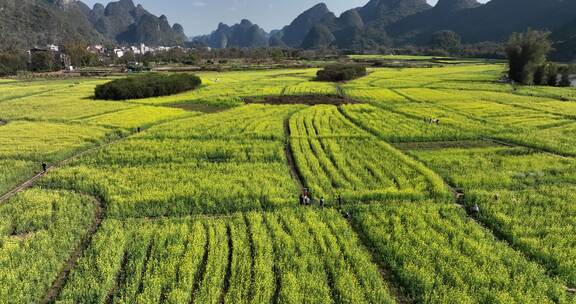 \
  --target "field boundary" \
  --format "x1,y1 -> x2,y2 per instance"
245,94 -> 362,106
483,137 -> 572,158
283,117 -> 306,194
41,194 -> 103,304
